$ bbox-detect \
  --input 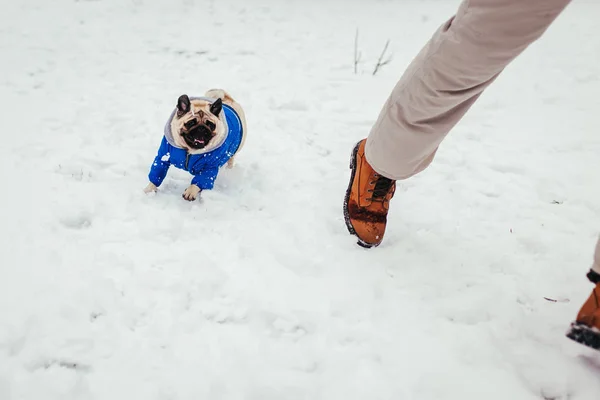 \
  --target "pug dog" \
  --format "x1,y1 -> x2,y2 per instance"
144,89 -> 247,201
